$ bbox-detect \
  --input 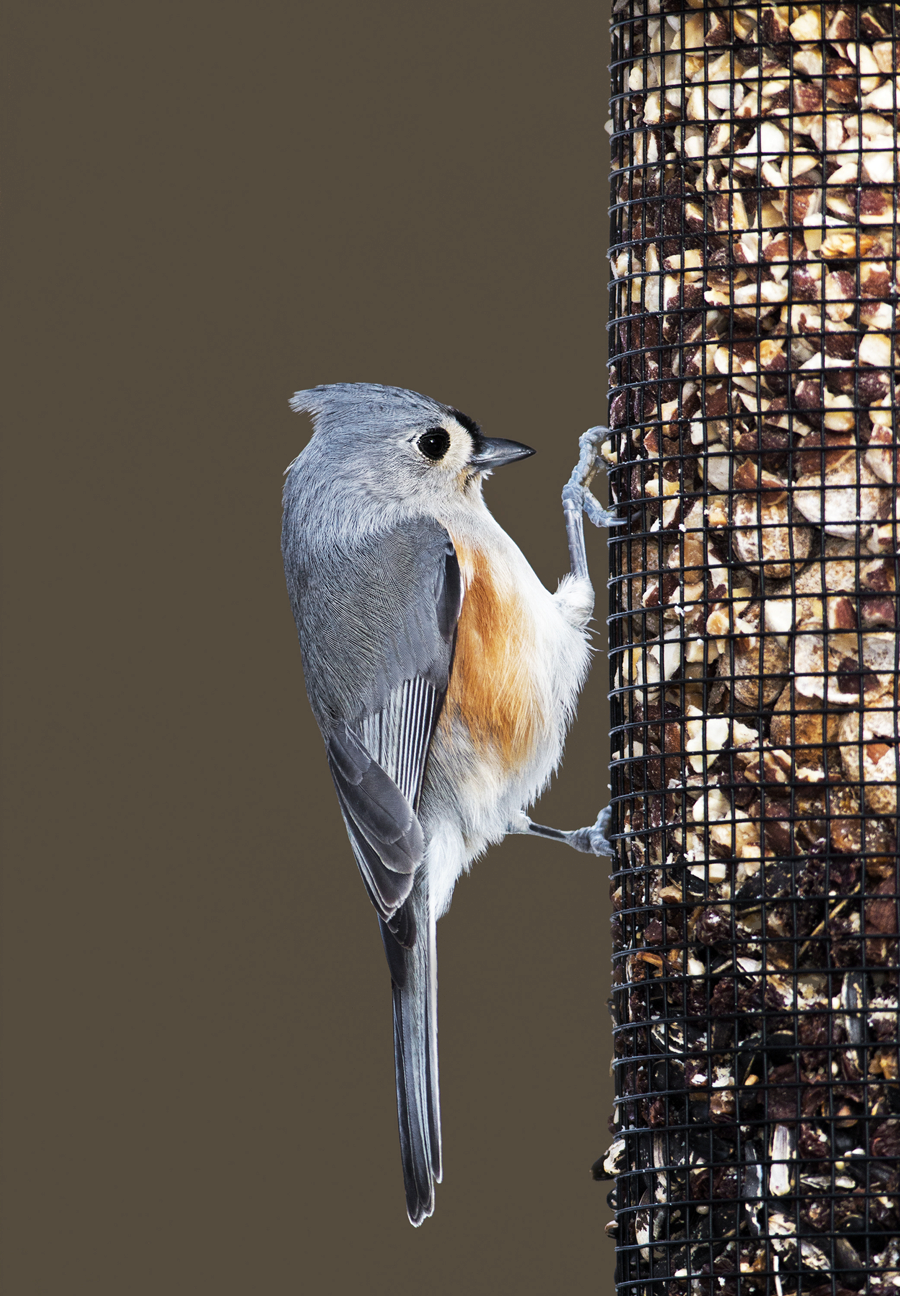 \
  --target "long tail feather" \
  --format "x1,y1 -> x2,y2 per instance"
380,877 -> 441,1225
